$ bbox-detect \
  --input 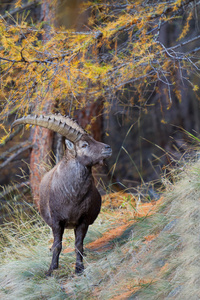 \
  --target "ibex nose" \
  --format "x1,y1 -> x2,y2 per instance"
103,144 -> 112,156
105,145 -> 111,150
